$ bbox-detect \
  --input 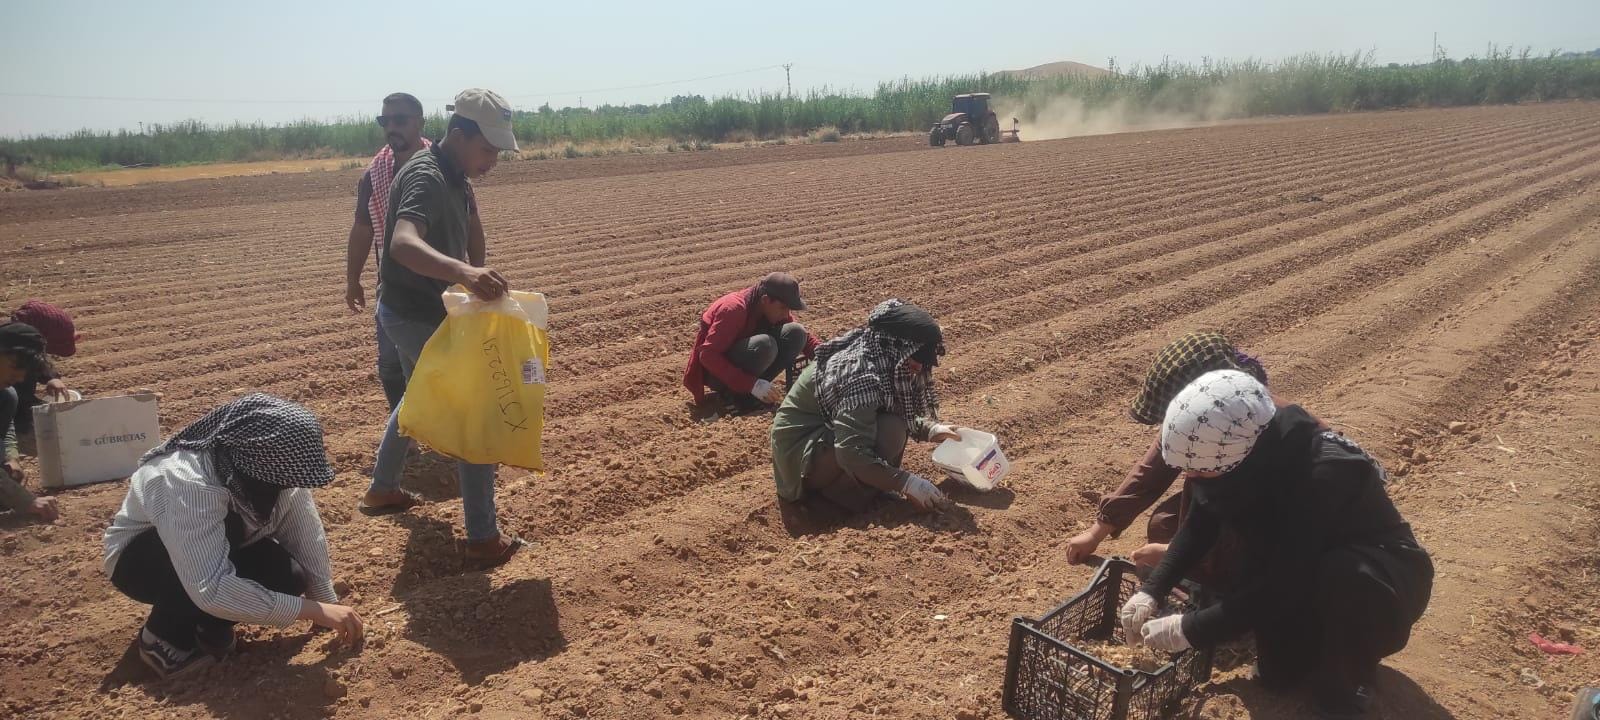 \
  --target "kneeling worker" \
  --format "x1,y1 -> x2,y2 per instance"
683,272 -> 819,413
103,395 -> 363,679
770,299 -> 961,512
1121,370 -> 1432,717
